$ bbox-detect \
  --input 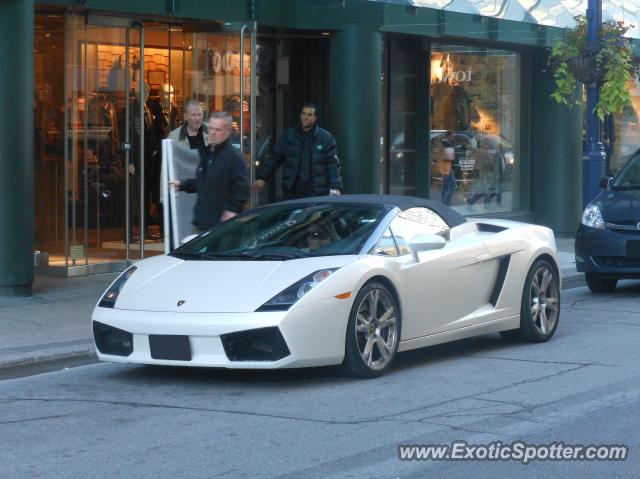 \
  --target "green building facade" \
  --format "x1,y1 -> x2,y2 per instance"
3,0 -> 637,294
